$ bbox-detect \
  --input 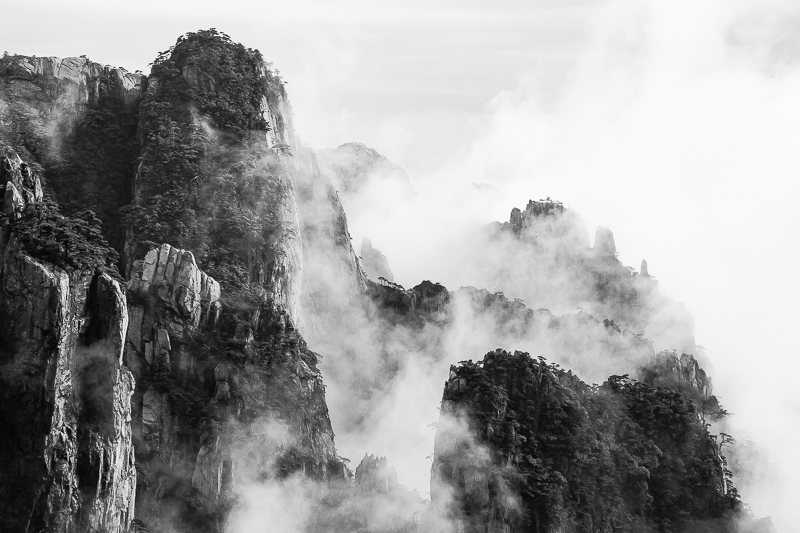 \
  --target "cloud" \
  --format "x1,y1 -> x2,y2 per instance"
313,0 -> 800,528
